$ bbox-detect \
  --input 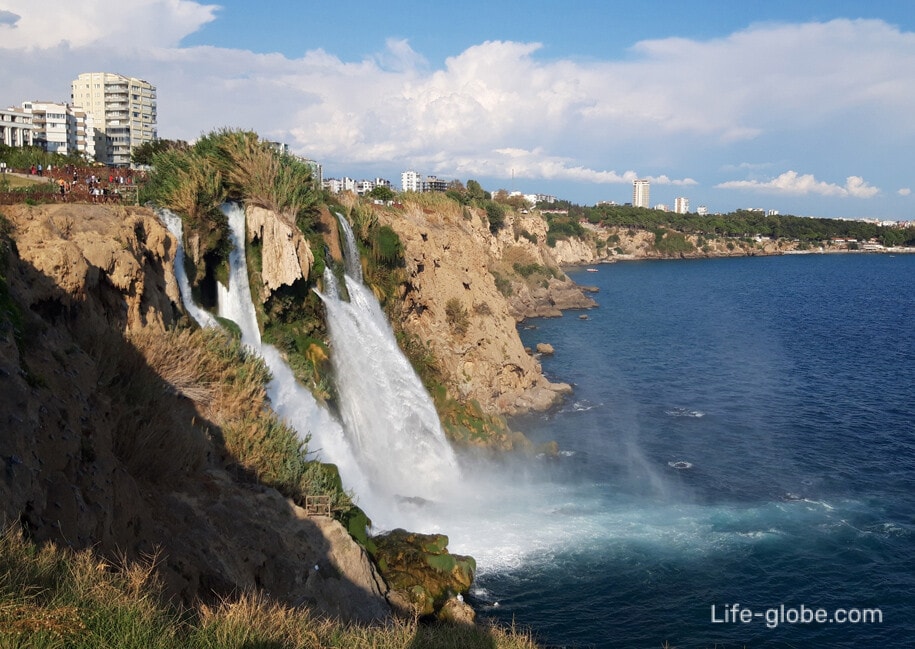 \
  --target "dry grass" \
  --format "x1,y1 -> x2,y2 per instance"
401,192 -> 463,221
128,327 -> 317,496
0,527 -> 543,649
